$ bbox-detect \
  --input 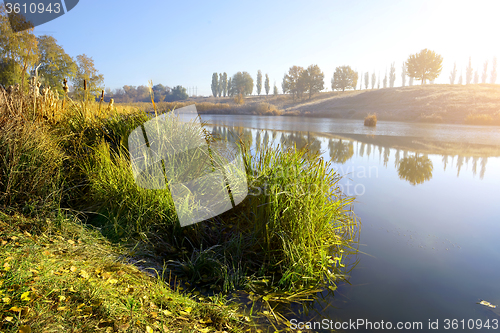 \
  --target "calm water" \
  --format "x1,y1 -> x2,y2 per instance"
201,115 -> 500,332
